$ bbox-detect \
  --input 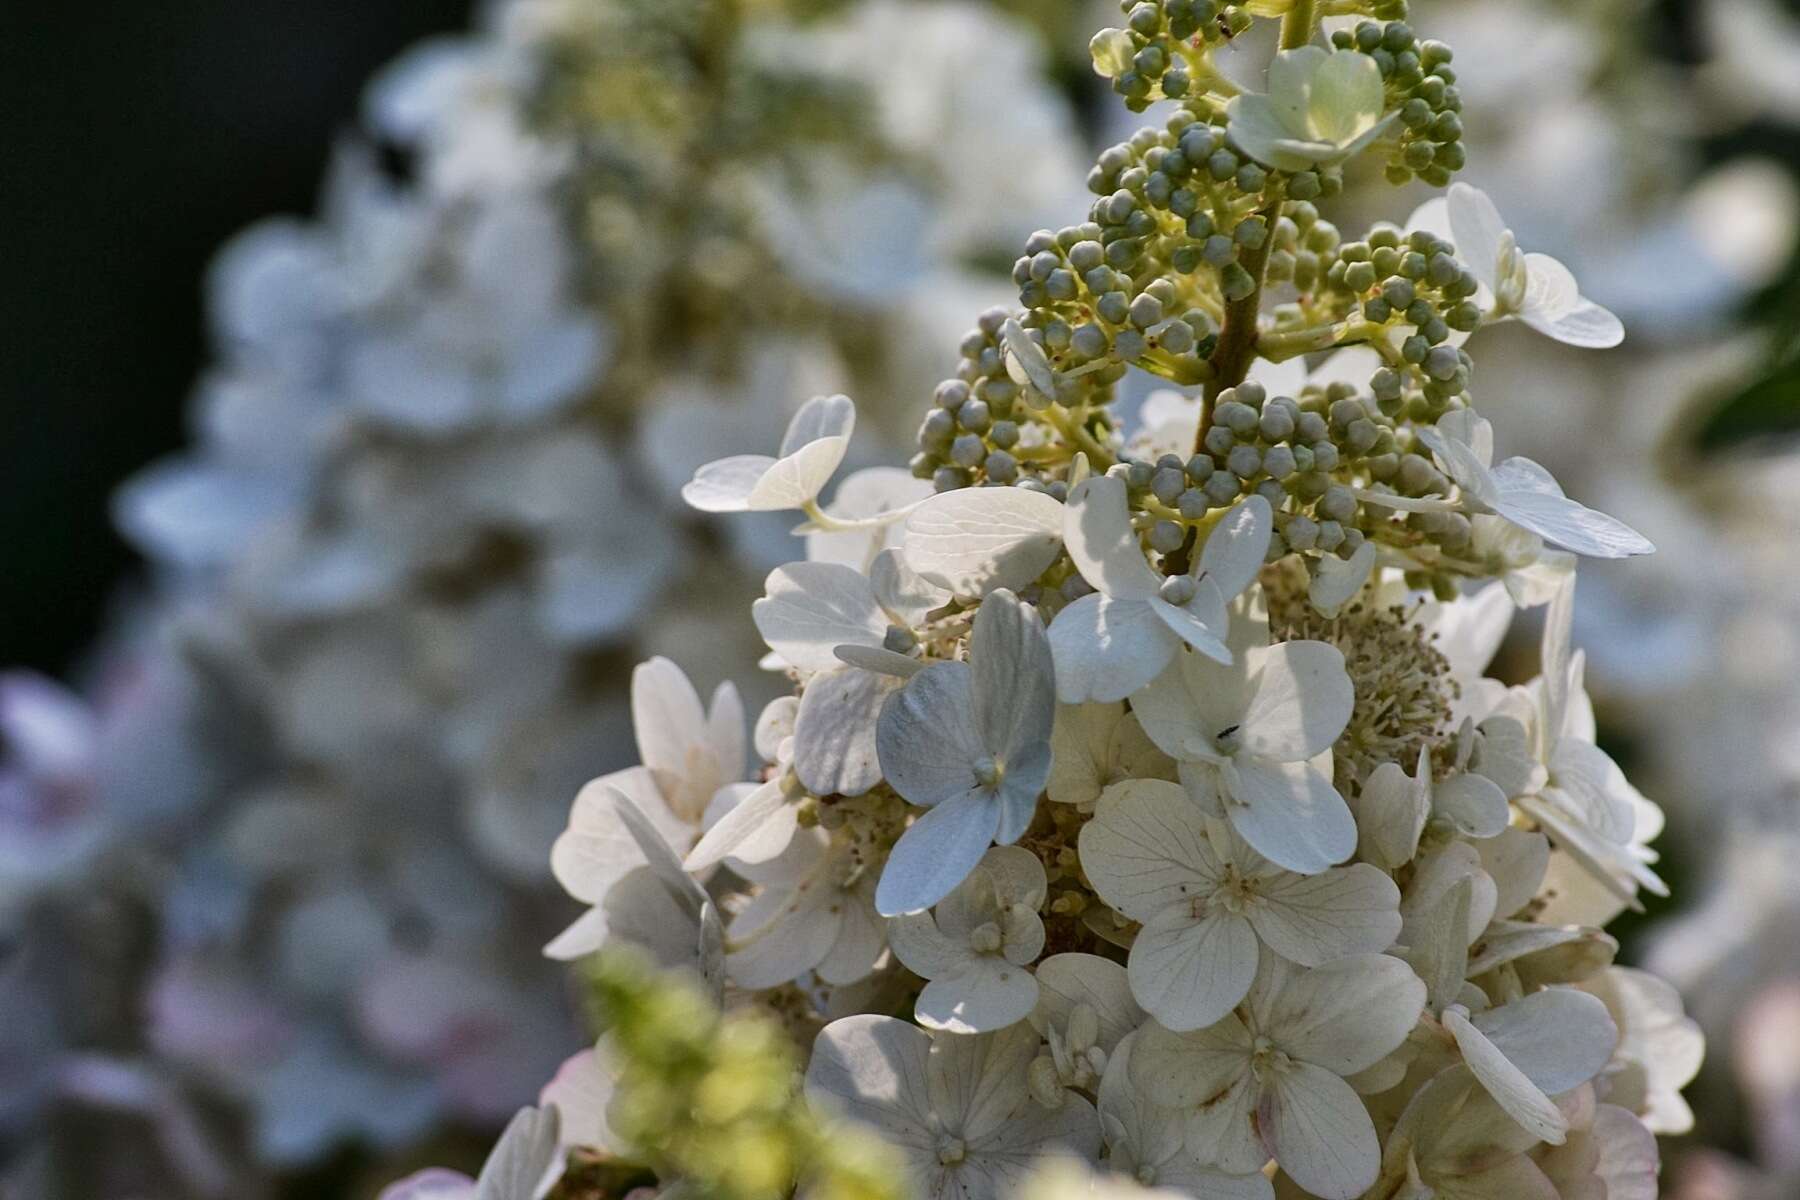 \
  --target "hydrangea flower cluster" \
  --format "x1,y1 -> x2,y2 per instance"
0,0 -> 1087,1187
508,3 -> 1703,1199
